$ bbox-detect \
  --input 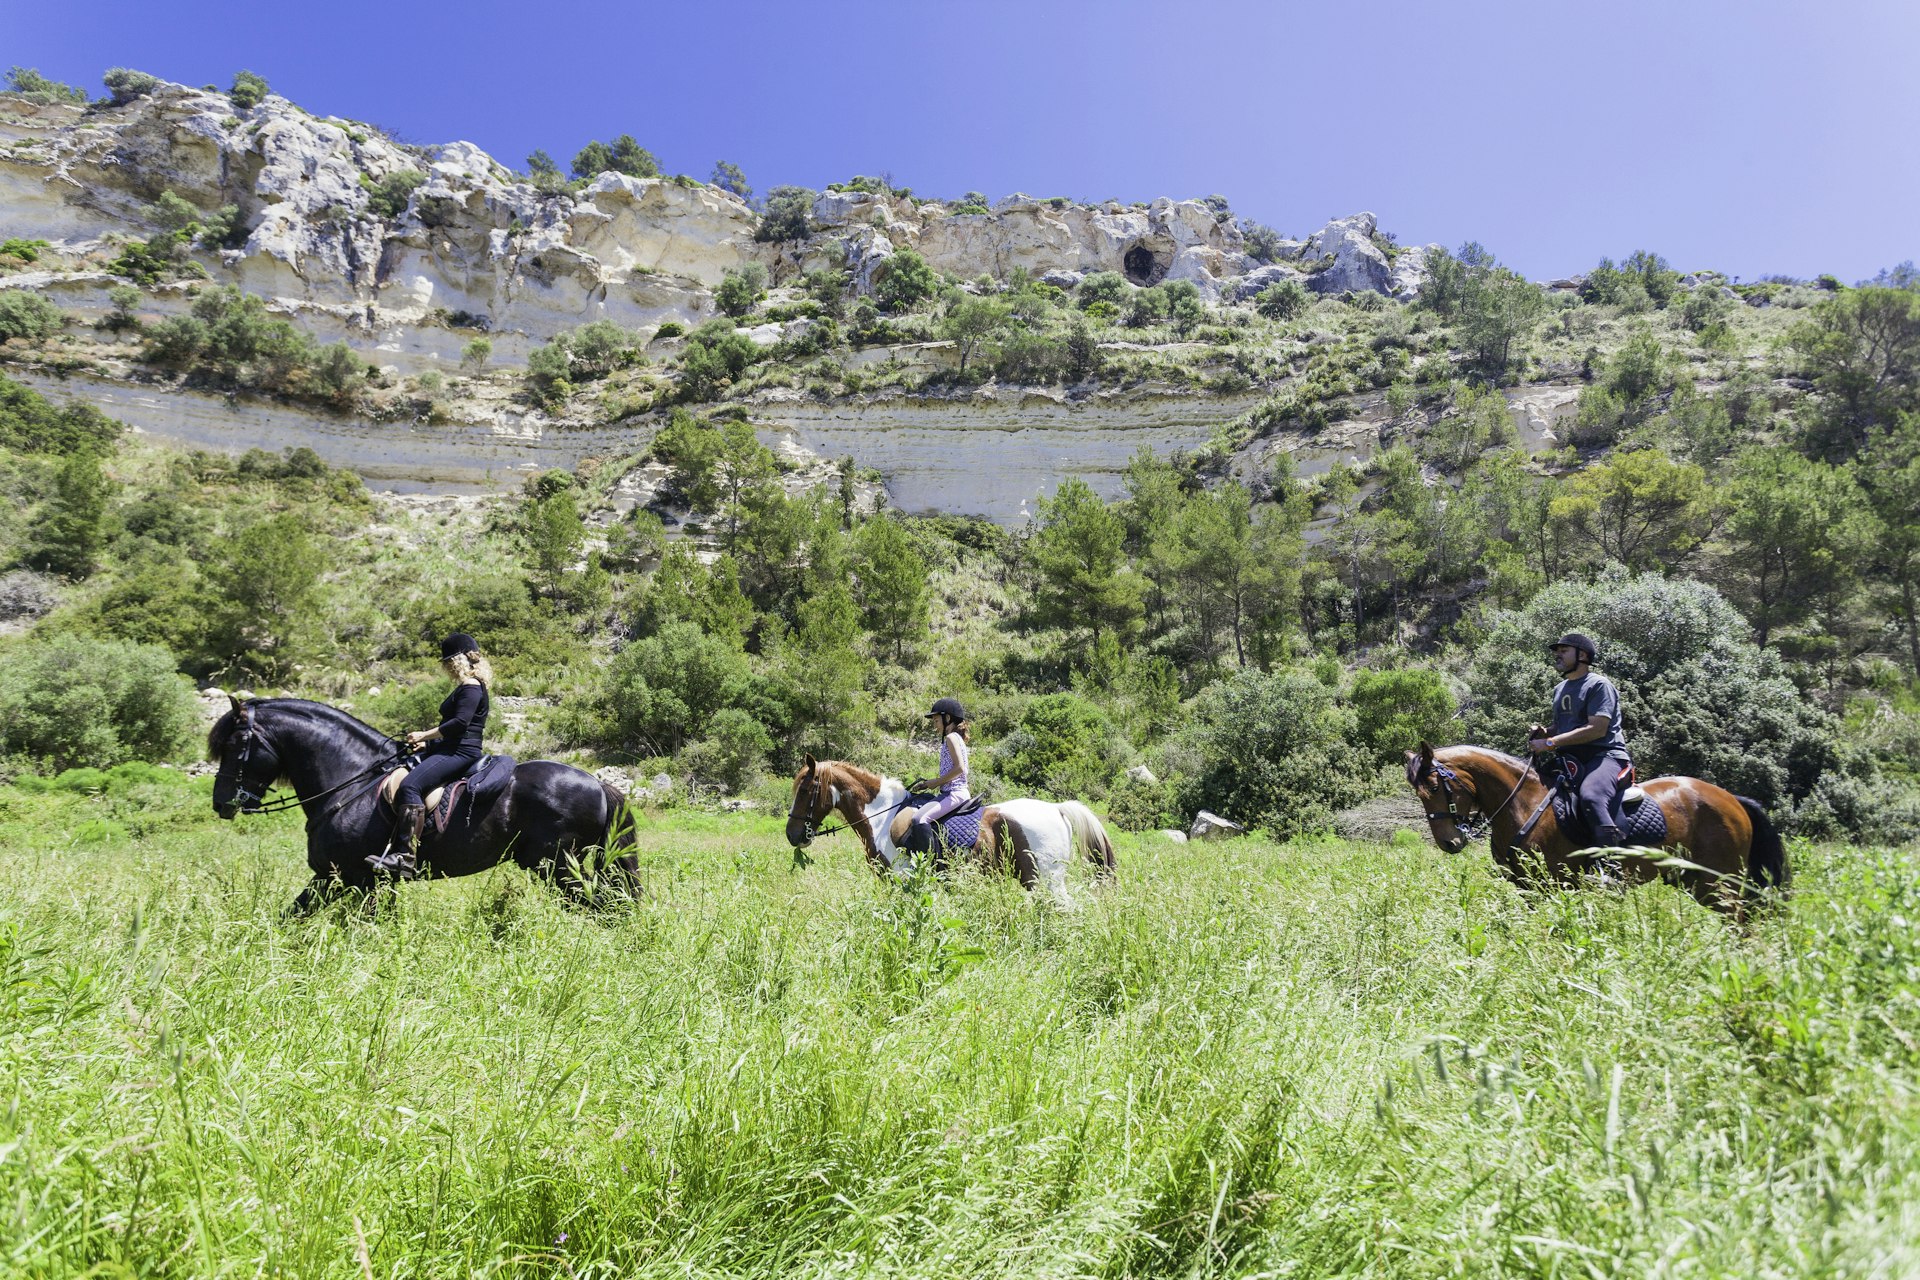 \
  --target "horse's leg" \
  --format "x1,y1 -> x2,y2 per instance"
285,874 -> 334,919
